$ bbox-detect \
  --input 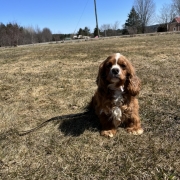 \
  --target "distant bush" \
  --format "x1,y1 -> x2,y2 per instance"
121,29 -> 129,35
